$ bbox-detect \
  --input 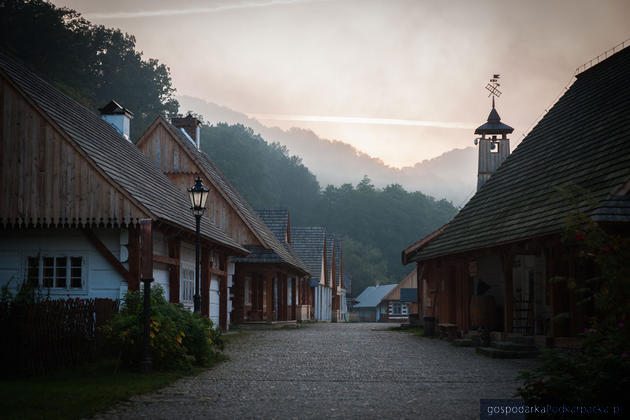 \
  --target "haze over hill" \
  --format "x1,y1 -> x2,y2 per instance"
179,95 -> 477,205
